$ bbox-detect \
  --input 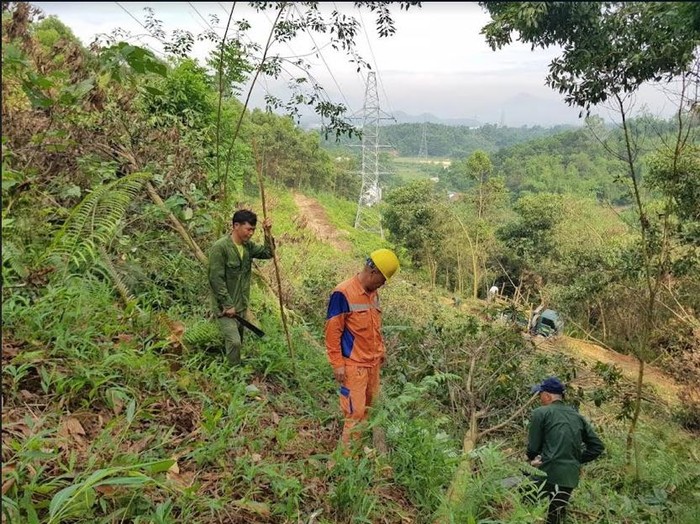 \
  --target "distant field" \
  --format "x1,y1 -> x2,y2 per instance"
394,156 -> 453,164
390,156 -> 452,183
